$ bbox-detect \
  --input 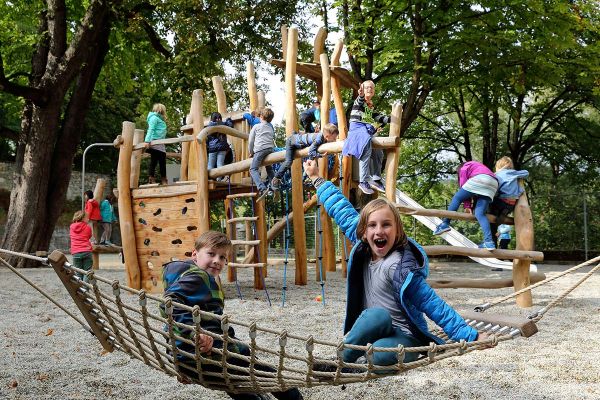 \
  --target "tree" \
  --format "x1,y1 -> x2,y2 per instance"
0,0 -> 305,266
